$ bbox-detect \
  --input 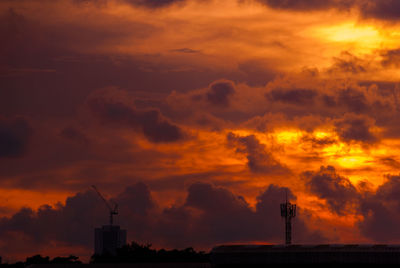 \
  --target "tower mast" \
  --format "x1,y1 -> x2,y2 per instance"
280,189 -> 296,245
